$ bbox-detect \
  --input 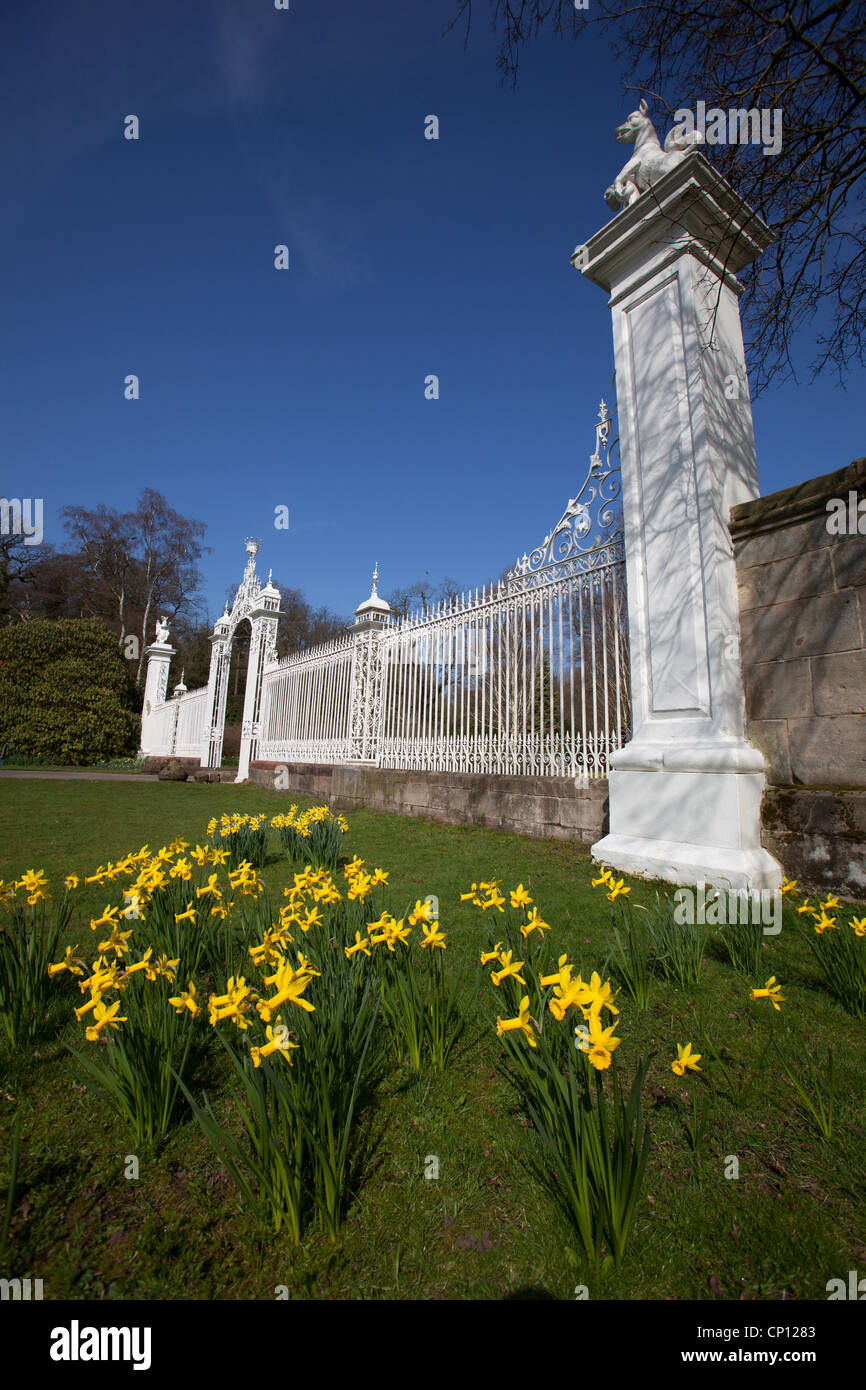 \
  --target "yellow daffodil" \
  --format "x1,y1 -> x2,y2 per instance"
345,931 -> 372,958
580,971 -> 620,1018
510,884 -> 532,909
257,962 -> 316,1022
549,974 -> 588,1021
420,921 -> 447,949
154,953 -> 179,981
482,888 -> 506,913
85,998 -> 127,1042
64,874 -> 80,891
250,1021 -> 298,1069
750,976 -> 785,1010
672,1042 -> 702,1075
591,867 -> 613,888
347,873 -> 373,902
606,877 -> 631,902
480,943 -> 504,966
520,906 -> 551,938
174,905 -> 197,925
47,945 -> 86,979
196,873 -> 222,900
779,878 -> 797,895
409,899 -> 433,926
168,981 -> 200,1016
125,946 -> 157,979
539,954 -> 572,989
490,950 -> 526,988
209,976 -> 256,1029
89,904 -> 121,932
851,917 -> 866,937
496,996 -> 537,1048
812,911 -> 837,933
576,1010 -> 621,1071
820,894 -> 841,910
98,924 -> 134,957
